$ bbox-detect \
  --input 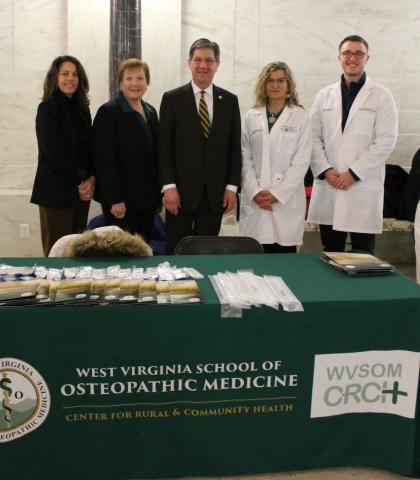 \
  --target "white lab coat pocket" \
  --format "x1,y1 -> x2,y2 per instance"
276,127 -> 297,154
356,108 -> 376,131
